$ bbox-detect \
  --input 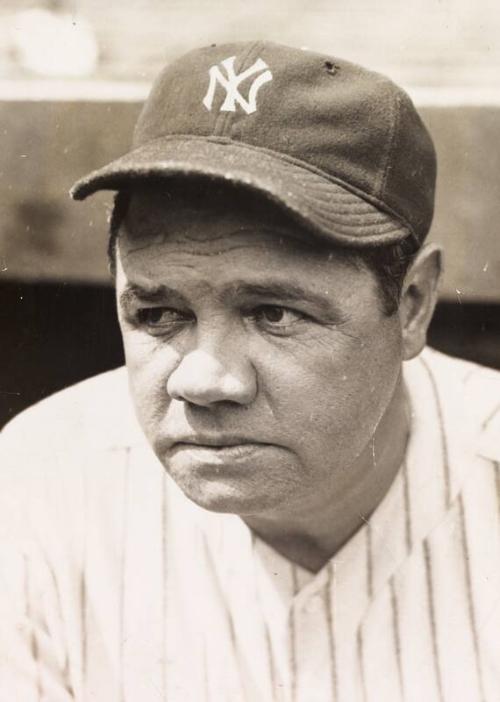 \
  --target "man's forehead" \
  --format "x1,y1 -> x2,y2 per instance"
121,179 -> 330,251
